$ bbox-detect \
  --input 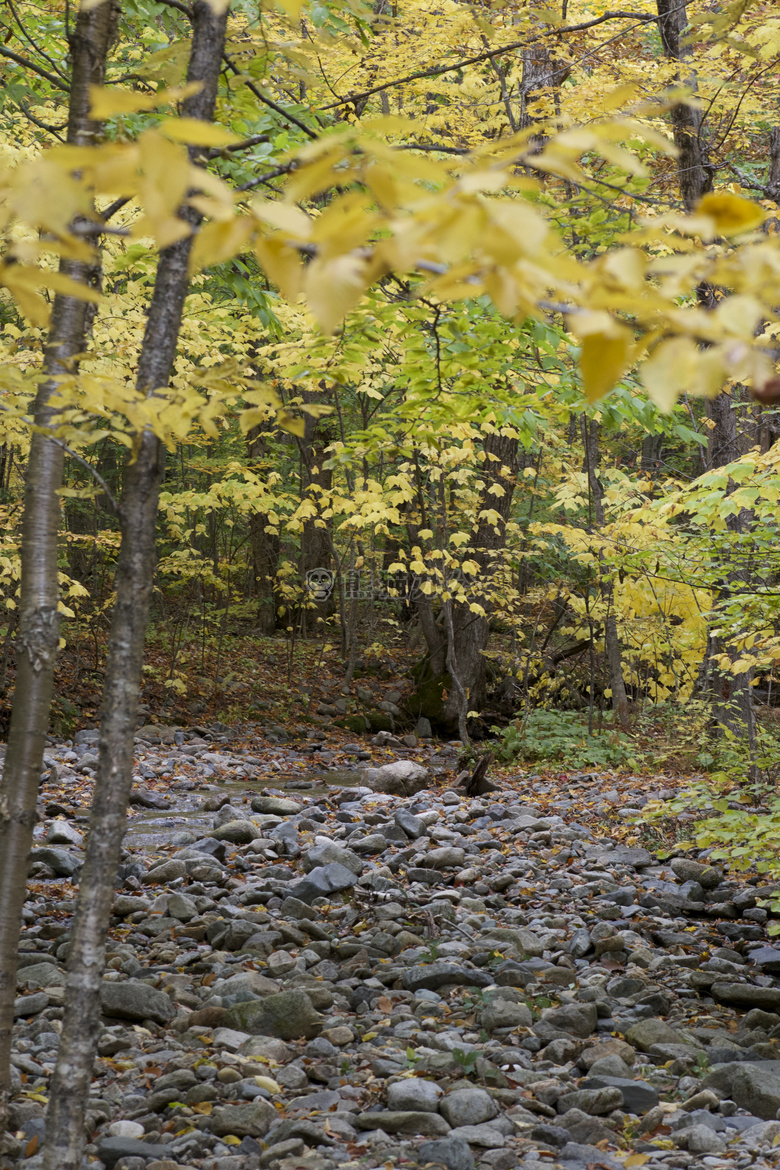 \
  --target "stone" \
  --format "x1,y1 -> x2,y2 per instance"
167,892 -> 198,921
447,1124 -> 505,1147
580,1076 -> 658,1114
224,989 -> 322,1040
414,717 -> 434,739
675,1123 -> 726,1153
251,796 -> 303,815
579,1040 -> 635,1069
46,820 -> 83,847
730,1063 -> 780,1119
395,809 -> 427,839
594,846 -> 653,868
302,841 -> 363,875
426,847 -> 466,869
557,1087 -> 623,1116
559,1143 -> 622,1170
212,819 -> 260,844
288,861 -> 359,904
97,1138 -> 170,1169
361,760 -> 429,796
142,859 -> 187,884
387,1078 -> 442,1112
440,1088 -> 497,1127
416,1137 -> 474,1170
17,963 -> 65,989
749,947 -> 780,975
557,1108 -> 615,1146
625,1018 -> 693,1053
100,979 -> 175,1025
671,858 -> 722,888
711,981 -> 780,1011
211,1100 -> 276,1137
402,962 -> 492,993
541,1003 -> 597,1038
569,927 -> 592,959
479,1000 -> 533,1031
29,846 -> 82,877
355,1110 -> 451,1135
